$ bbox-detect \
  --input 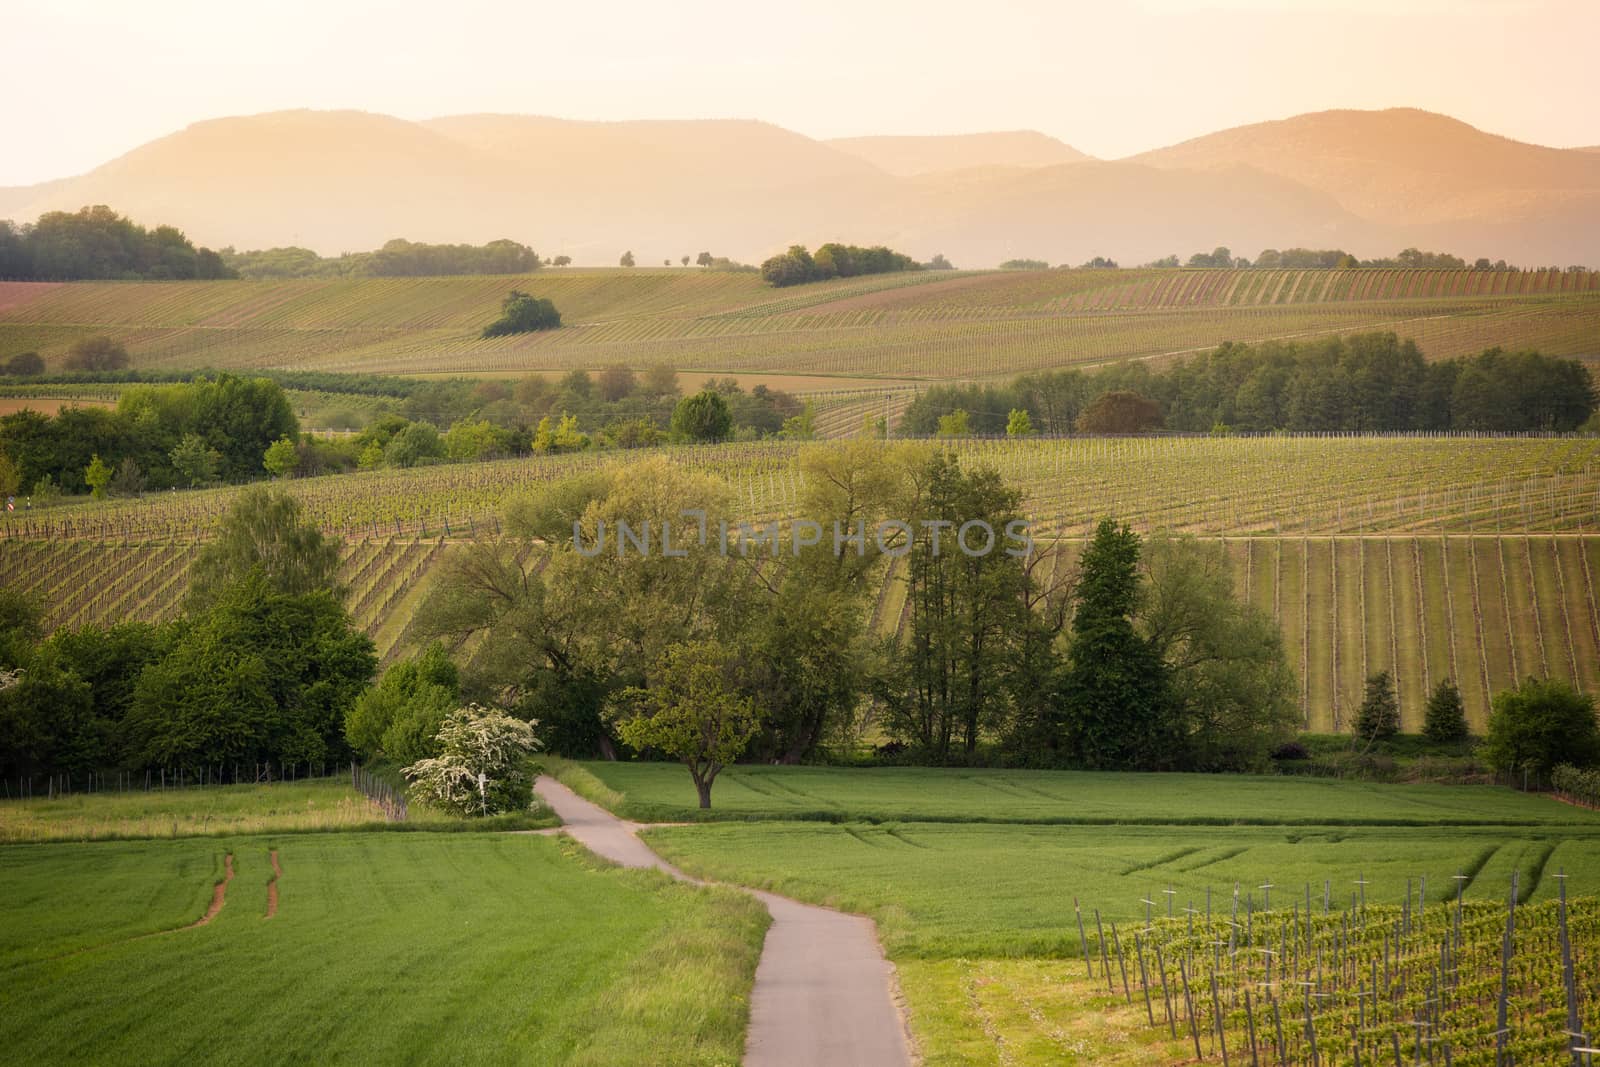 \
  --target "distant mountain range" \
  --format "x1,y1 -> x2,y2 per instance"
1,107 -> 1594,267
